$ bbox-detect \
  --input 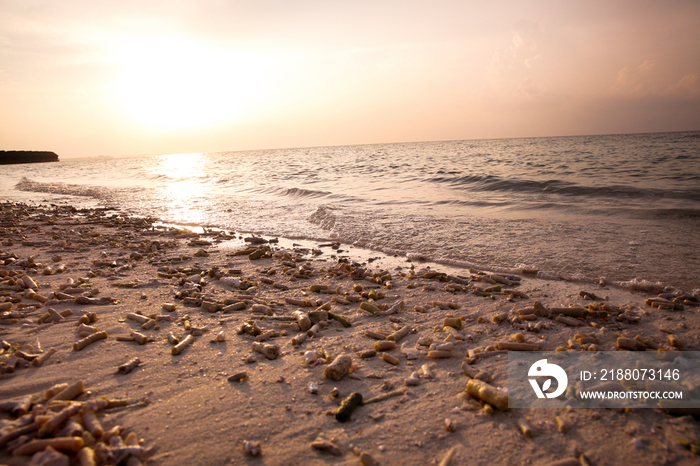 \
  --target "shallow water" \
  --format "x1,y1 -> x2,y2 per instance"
2,131 -> 699,291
